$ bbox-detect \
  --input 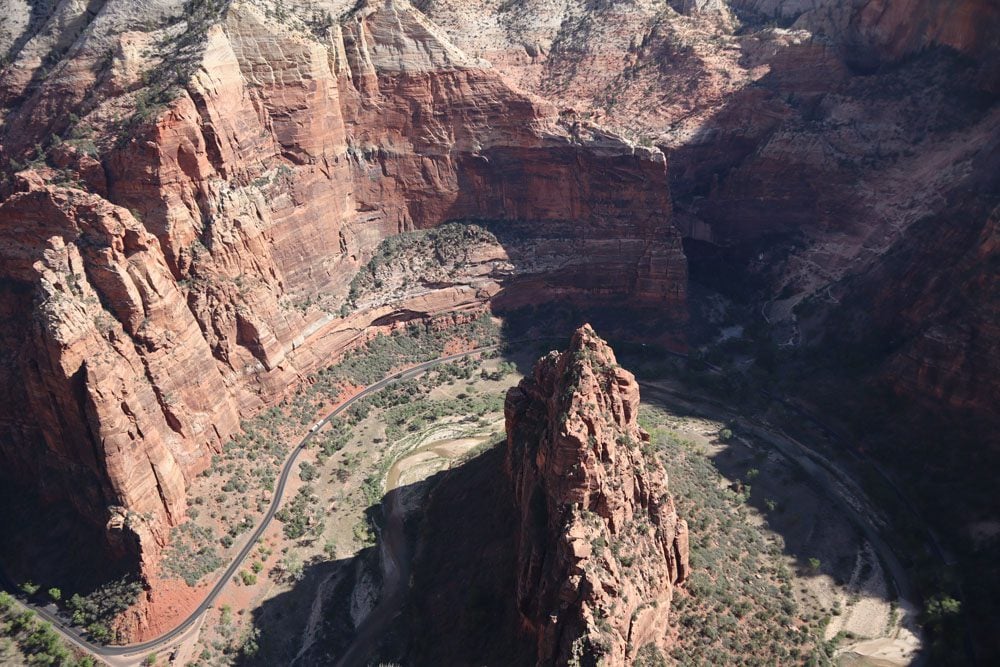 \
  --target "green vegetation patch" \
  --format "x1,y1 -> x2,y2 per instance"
0,591 -> 94,666
344,223 -> 499,312
321,313 -> 499,386
59,577 -> 143,644
163,523 -> 224,587
160,316 -> 501,586
275,486 -> 323,540
641,405 -> 834,665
